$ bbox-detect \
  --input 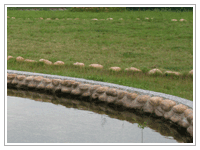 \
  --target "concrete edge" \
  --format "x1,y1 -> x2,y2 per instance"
7,70 -> 193,109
